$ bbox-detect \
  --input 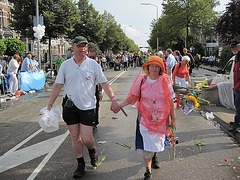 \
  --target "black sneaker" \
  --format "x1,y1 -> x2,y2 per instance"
144,170 -> 152,180
89,150 -> 98,167
73,162 -> 85,178
151,156 -> 160,169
